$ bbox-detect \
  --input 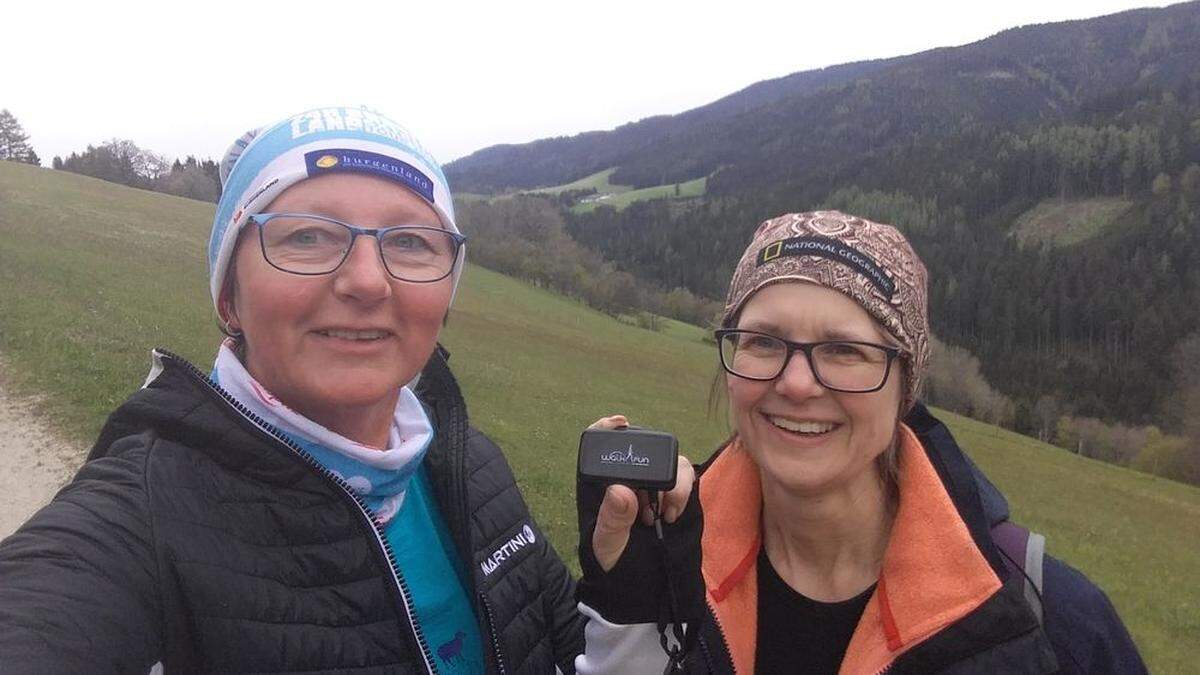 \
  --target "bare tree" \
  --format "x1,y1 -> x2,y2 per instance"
103,139 -> 169,182
1032,395 -> 1061,442
924,336 -> 1015,427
